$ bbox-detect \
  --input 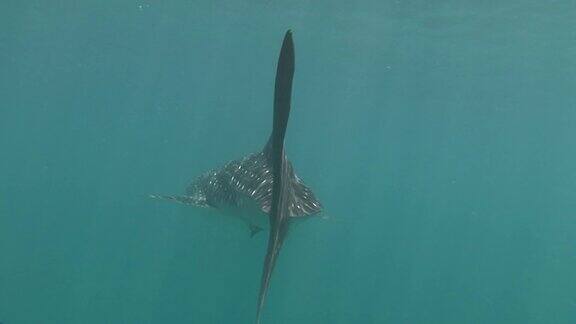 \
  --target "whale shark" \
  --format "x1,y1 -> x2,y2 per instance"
152,31 -> 321,323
